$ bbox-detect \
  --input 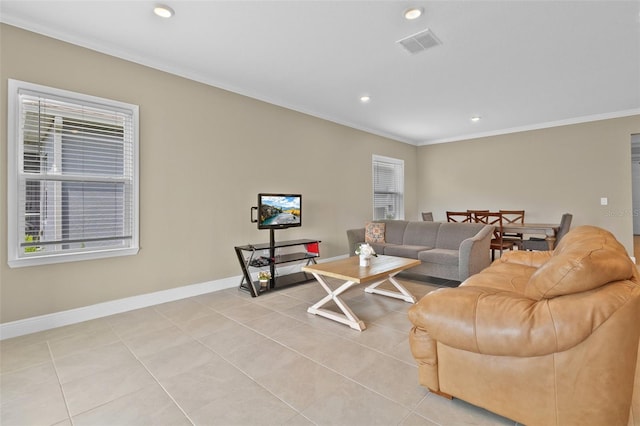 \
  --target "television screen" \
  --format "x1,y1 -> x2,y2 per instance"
258,194 -> 302,229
